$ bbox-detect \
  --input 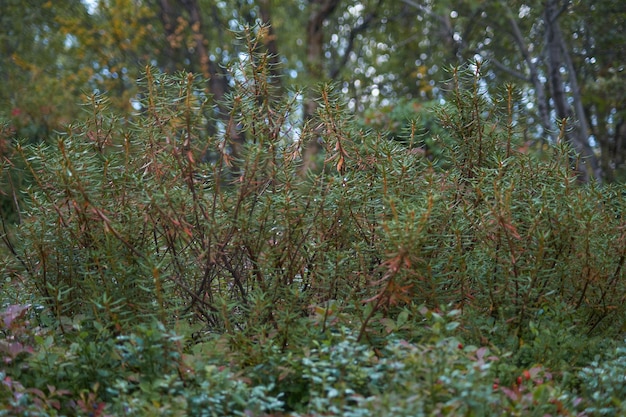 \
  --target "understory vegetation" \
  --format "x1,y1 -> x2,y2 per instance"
1,39 -> 625,416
